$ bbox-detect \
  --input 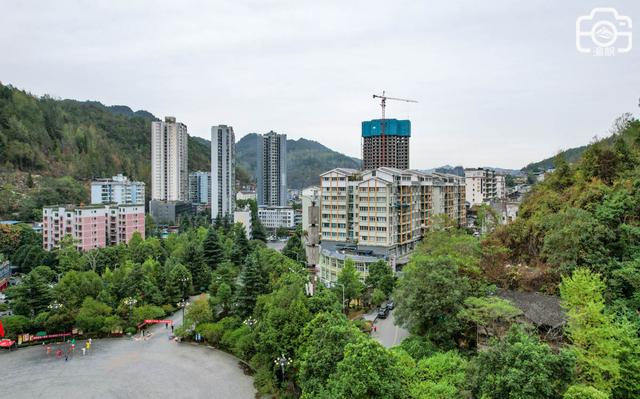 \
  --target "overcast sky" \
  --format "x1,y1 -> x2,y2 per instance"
1,1 -> 638,169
